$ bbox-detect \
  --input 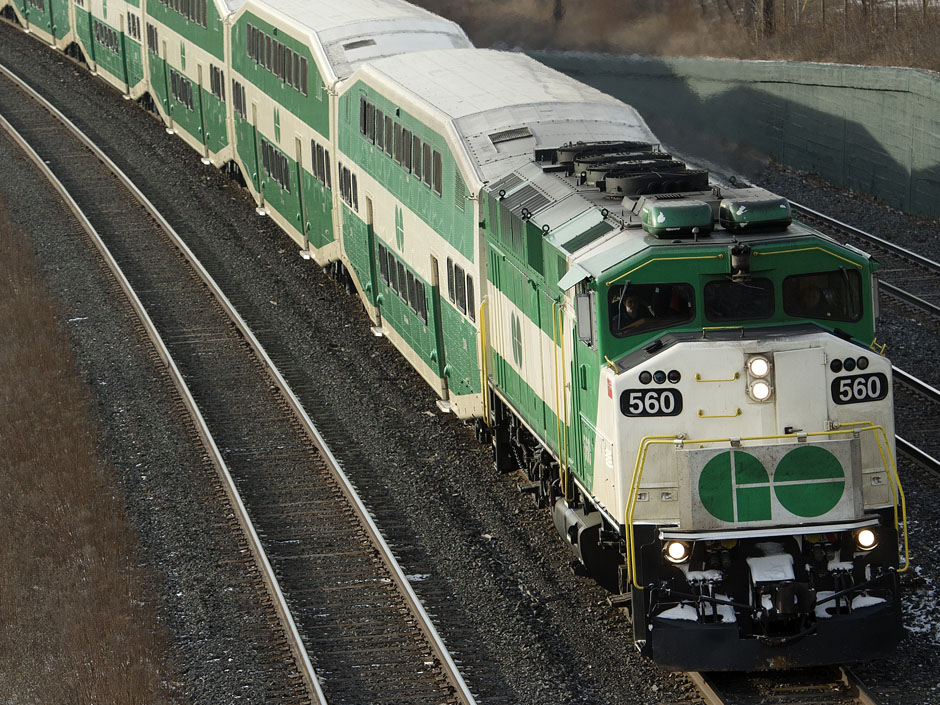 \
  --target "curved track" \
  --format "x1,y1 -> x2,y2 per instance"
791,201 -> 940,317
789,201 -> 940,475
0,62 -> 477,705
688,667 -> 881,705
